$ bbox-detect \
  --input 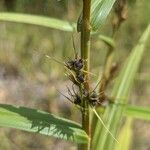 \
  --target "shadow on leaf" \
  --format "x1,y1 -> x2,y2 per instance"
0,104 -> 87,143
